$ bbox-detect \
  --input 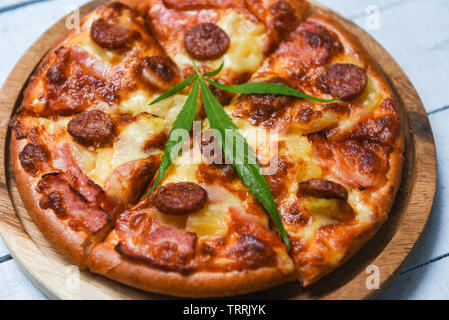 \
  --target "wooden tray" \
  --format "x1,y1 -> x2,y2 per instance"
0,0 -> 437,300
